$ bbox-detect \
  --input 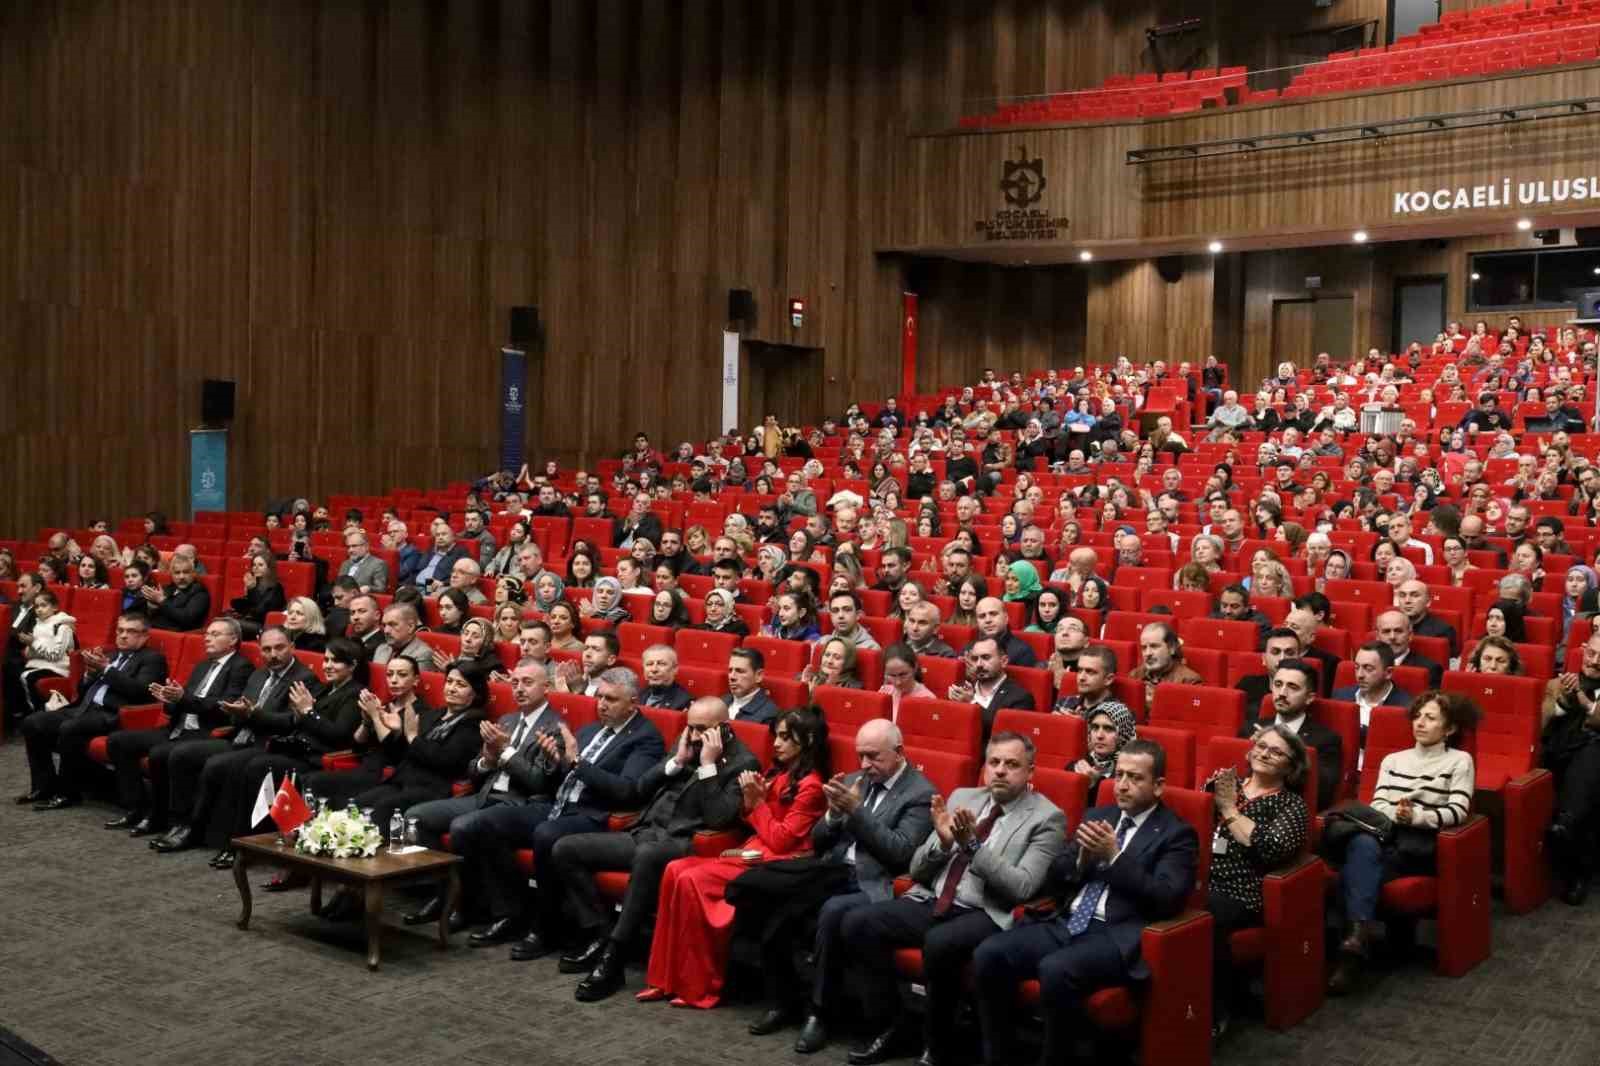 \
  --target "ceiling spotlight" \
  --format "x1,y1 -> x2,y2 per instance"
1471,272 -> 1481,281
1353,230 -> 1369,243
1517,218 -> 1533,230
1207,240 -> 1223,254
1079,250 -> 1093,262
